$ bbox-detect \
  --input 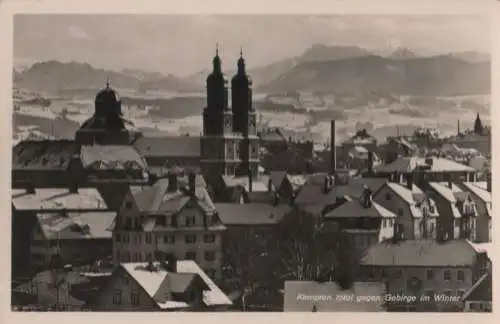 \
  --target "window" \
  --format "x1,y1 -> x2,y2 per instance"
123,234 -> 129,243
381,219 -> 386,228
163,235 -> 175,244
134,234 -> 141,244
125,201 -> 133,209
426,269 -> 434,280
116,233 -> 121,242
157,216 -> 166,227
385,193 -> 391,201
457,270 -> 465,282
171,215 -> 178,227
444,270 -> 452,281
185,252 -> 197,260
130,291 -> 140,306
186,216 -> 196,227
205,251 -> 216,262
112,291 -> 122,305
135,252 -> 141,262
185,234 -> 197,244
204,234 -> 215,243
145,233 -> 152,244
125,217 -> 132,228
